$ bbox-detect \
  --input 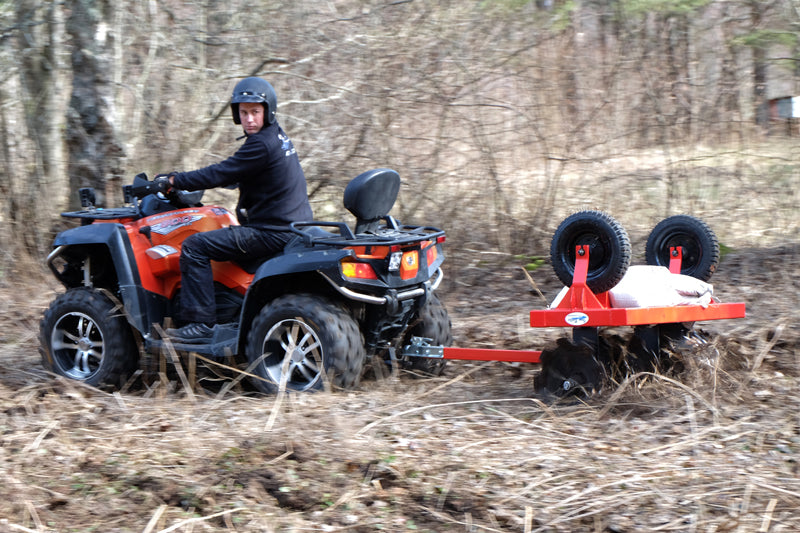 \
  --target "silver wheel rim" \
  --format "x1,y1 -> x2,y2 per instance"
50,312 -> 105,380
260,318 -> 323,391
